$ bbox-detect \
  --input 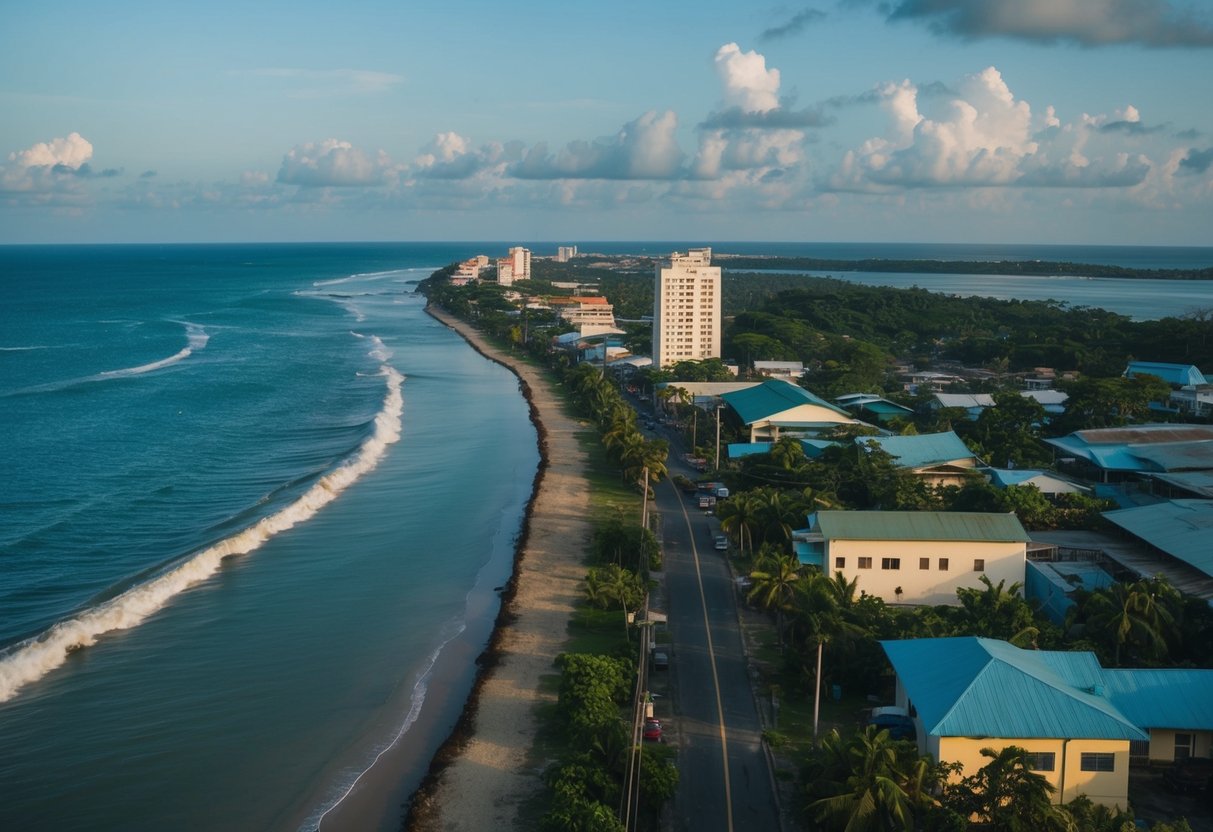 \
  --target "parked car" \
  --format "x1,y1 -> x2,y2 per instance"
714,535 -> 729,551
1163,756 -> 1213,794
651,650 -> 669,670
868,706 -> 916,741
643,718 -> 663,742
